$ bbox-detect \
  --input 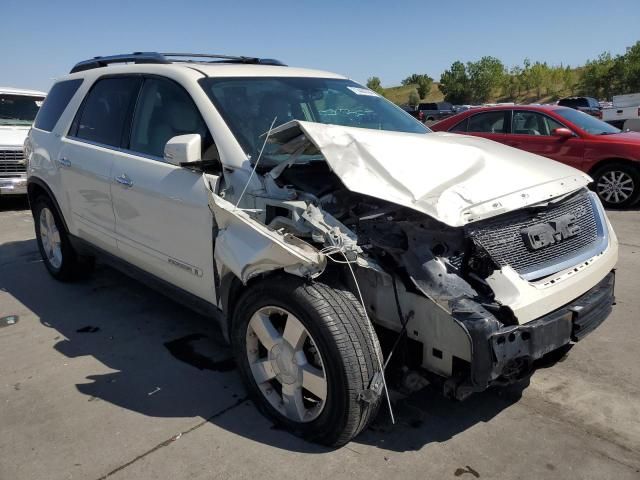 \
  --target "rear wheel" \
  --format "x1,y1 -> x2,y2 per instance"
232,276 -> 382,446
33,196 -> 93,281
592,163 -> 640,208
